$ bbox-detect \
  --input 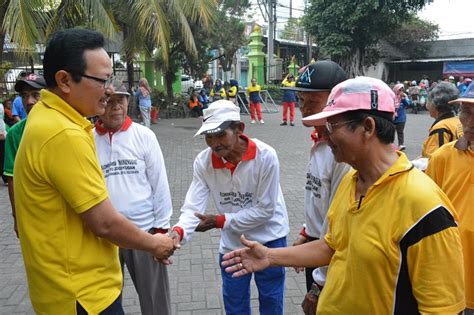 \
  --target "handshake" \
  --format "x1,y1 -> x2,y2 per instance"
150,213 -> 219,264
150,230 -> 182,265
